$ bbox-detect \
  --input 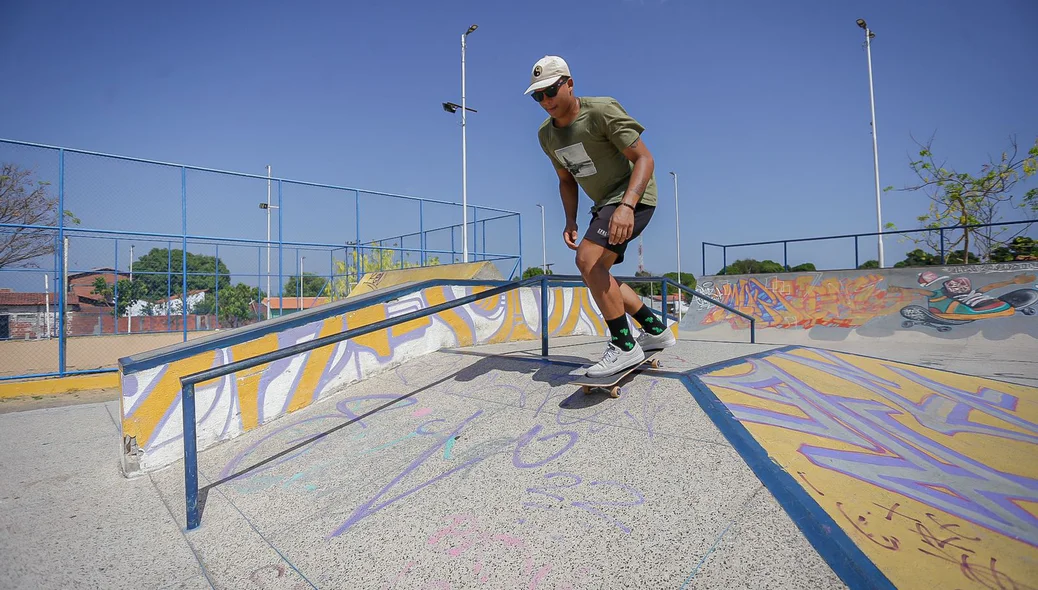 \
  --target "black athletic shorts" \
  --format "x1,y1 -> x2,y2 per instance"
583,202 -> 655,264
